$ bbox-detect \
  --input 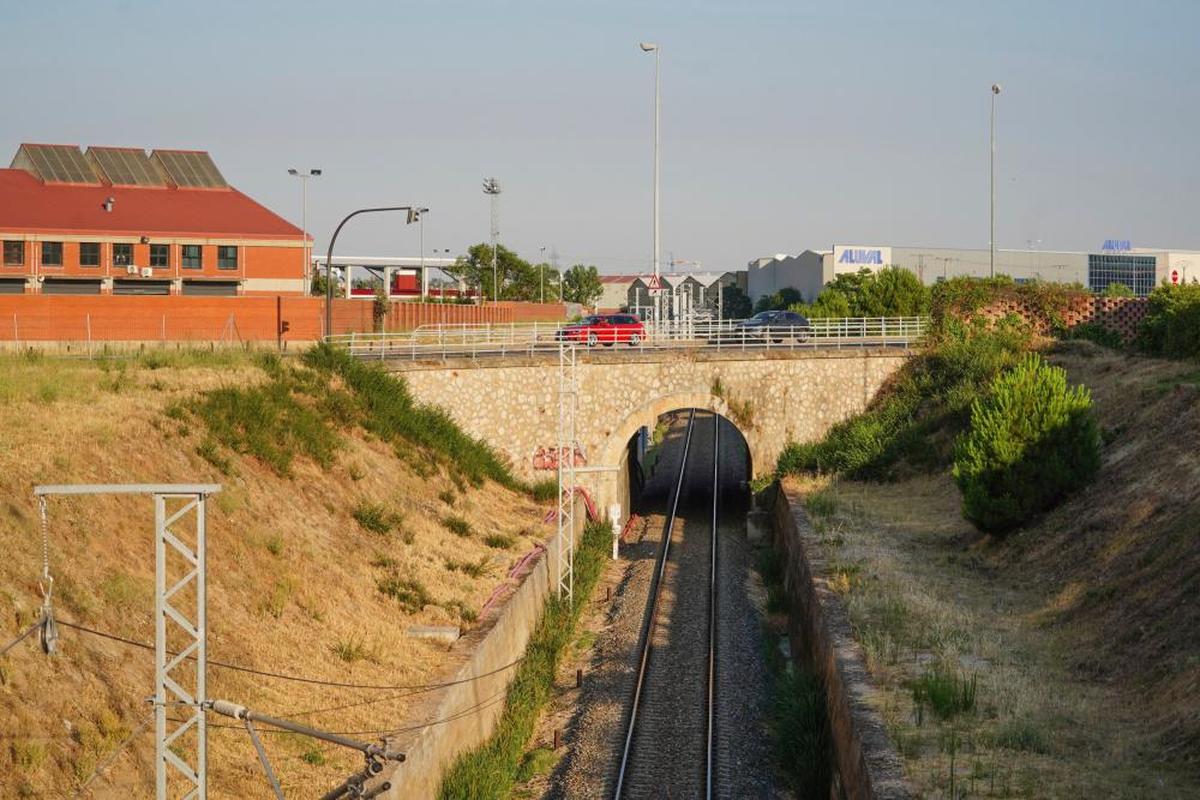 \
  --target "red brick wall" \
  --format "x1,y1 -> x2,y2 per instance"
973,296 -> 1148,342
0,297 -> 564,343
